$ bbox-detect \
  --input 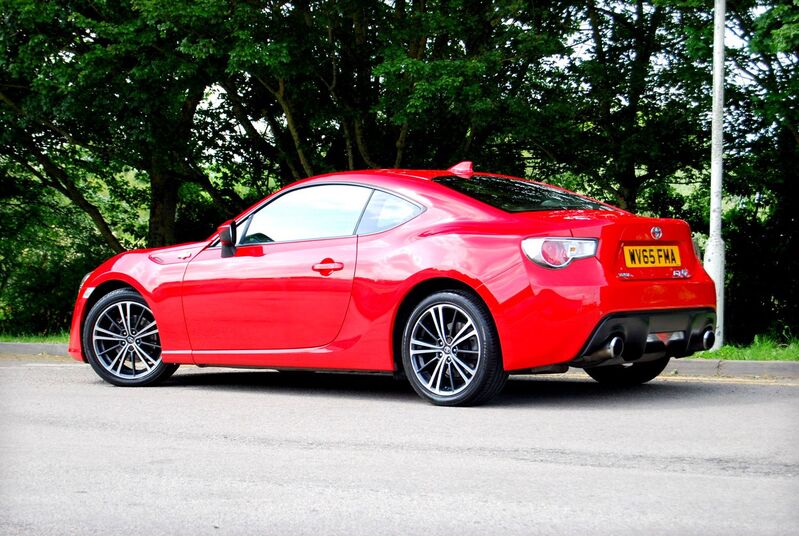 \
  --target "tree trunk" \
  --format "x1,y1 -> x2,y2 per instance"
342,119 -> 356,170
273,86 -> 314,176
256,76 -> 315,177
394,122 -> 410,168
262,111 -> 302,183
616,163 -> 639,213
147,165 -> 180,247
354,116 -> 380,168
222,80 -> 295,179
